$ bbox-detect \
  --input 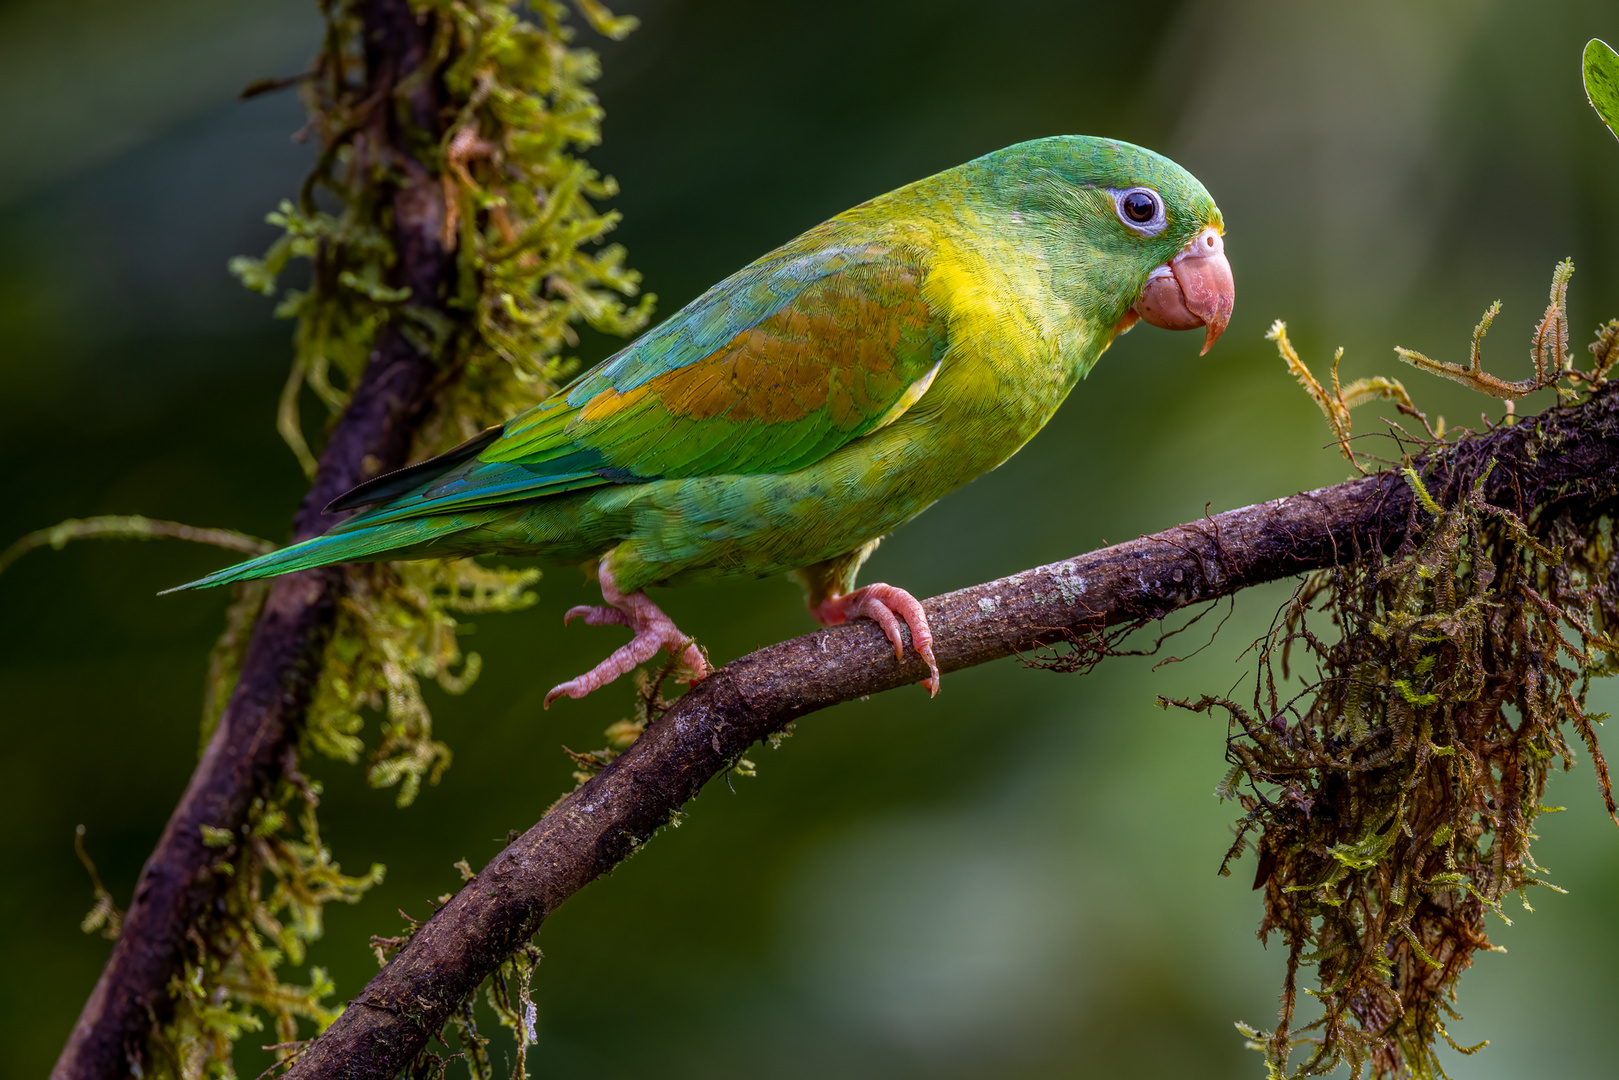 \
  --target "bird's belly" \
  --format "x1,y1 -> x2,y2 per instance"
603,406 -> 1039,591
